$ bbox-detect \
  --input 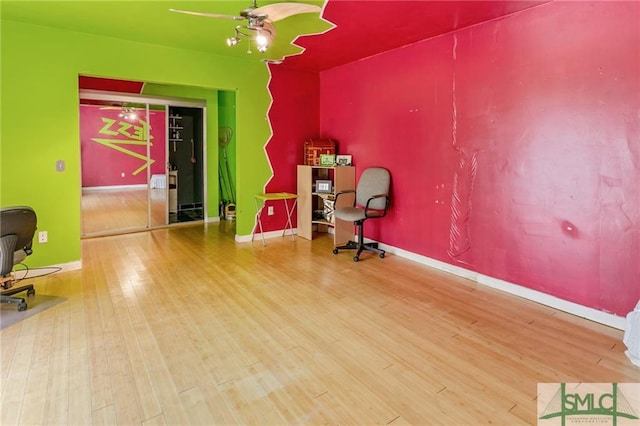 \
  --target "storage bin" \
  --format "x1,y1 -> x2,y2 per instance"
304,138 -> 336,166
